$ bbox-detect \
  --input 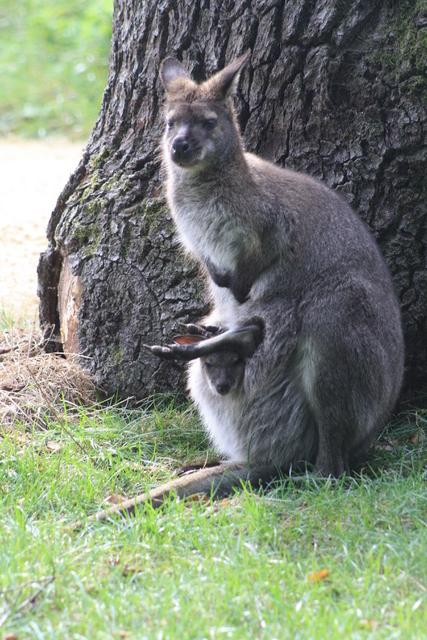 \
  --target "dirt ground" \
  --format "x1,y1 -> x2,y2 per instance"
0,138 -> 83,322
